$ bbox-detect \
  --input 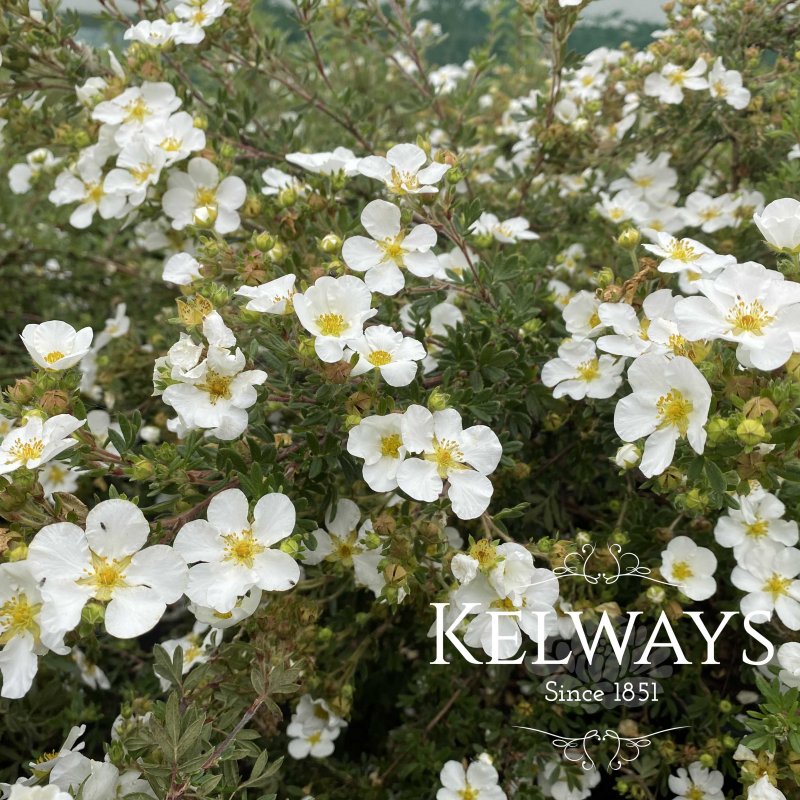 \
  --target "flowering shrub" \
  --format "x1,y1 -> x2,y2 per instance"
2,0 -> 800,798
